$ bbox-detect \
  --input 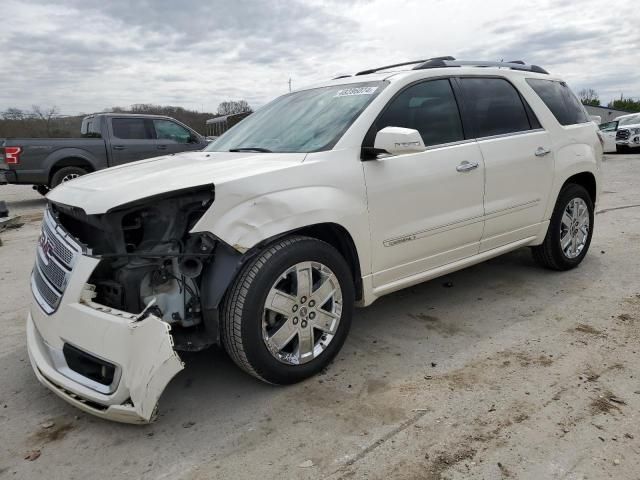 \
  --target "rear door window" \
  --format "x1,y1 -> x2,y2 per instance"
111,118 -> 152,139
459,77 -> 533,137
526,79 -> 590,126
375,78 -> 465,147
